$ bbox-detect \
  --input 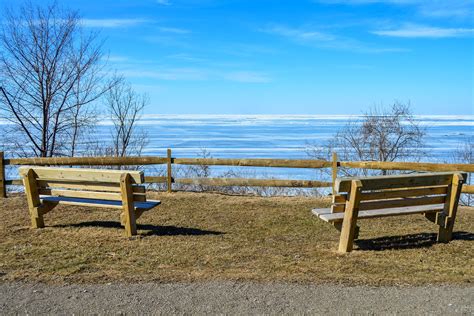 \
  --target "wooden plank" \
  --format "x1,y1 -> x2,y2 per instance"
36,180 -> 146,193
120,173 -> 137,237
173,158 -> 332,169
22,169 -> 44,228
339,161 -> 474,173
336,172 -> 464,192
462,185 -> 474,194
40,196 -> 159,210
360,186 -> 448,201
311,208 -> 332,217
38,188 -> 123,201
18,167 -> 144,184
7,156 -> 167,166
0,152 -> 6,198
331,203 -> 345,213
144,176 -> 167,183
338,180 -> 363,253
358,195 -> 446,211
175,177 -> 332,188
333,194 -> 347,204
167,149 -> 173,193
320,204 -> 445,223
